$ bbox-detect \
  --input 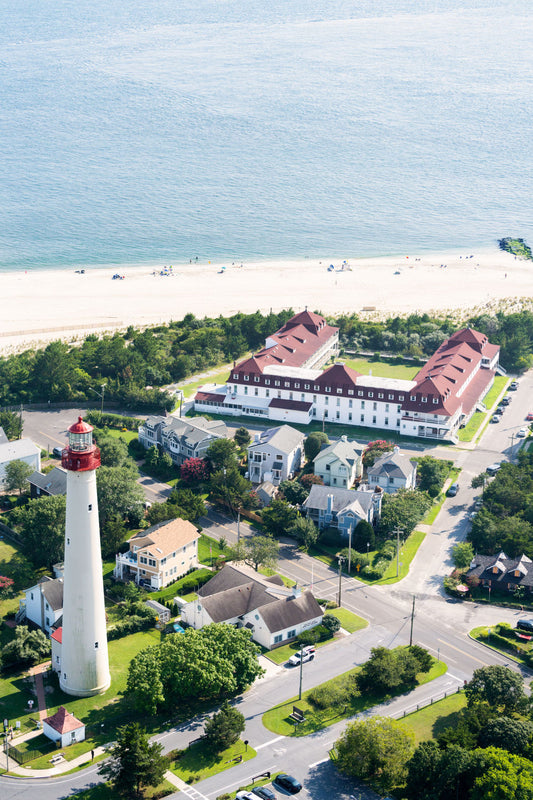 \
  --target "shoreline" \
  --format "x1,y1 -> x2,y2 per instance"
1,246 -> 531,354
